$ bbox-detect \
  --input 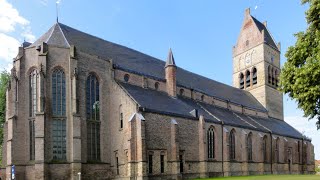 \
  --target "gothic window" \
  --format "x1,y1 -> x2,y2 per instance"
29,69 -> 38,160
119,105 -> 123,129
239,73 -> 244,89
86,73 -> 100,161
252,67 -> 257,85
263,135 -> 268,162
29,69 -> 38,117
245,70 -> 250,87
247,132 -> 253,161
268,66 -> 271,84
52,68 -> 66,160
154,82 -> 159,90
207,127 -> 215,159
201,95 -> 205,101
179,89 -> 184,96
229,130 -> 236,161
276,138 -> 280,163
116,156 -> 120,175
124,74 -> 130,82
